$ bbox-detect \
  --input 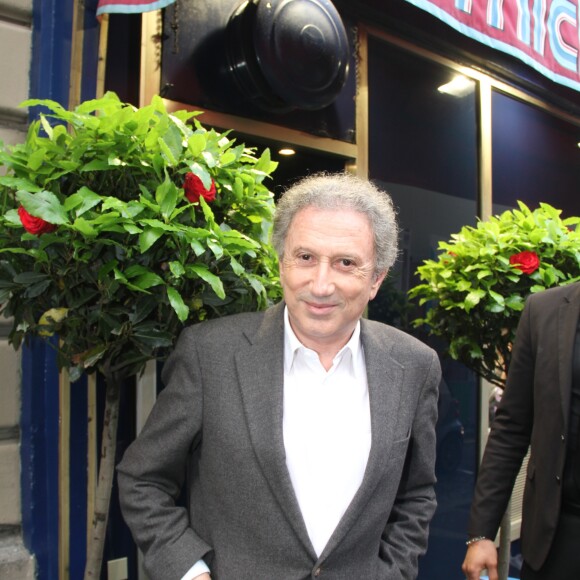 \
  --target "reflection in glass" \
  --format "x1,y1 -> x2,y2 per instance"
367,36 -> 479,580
